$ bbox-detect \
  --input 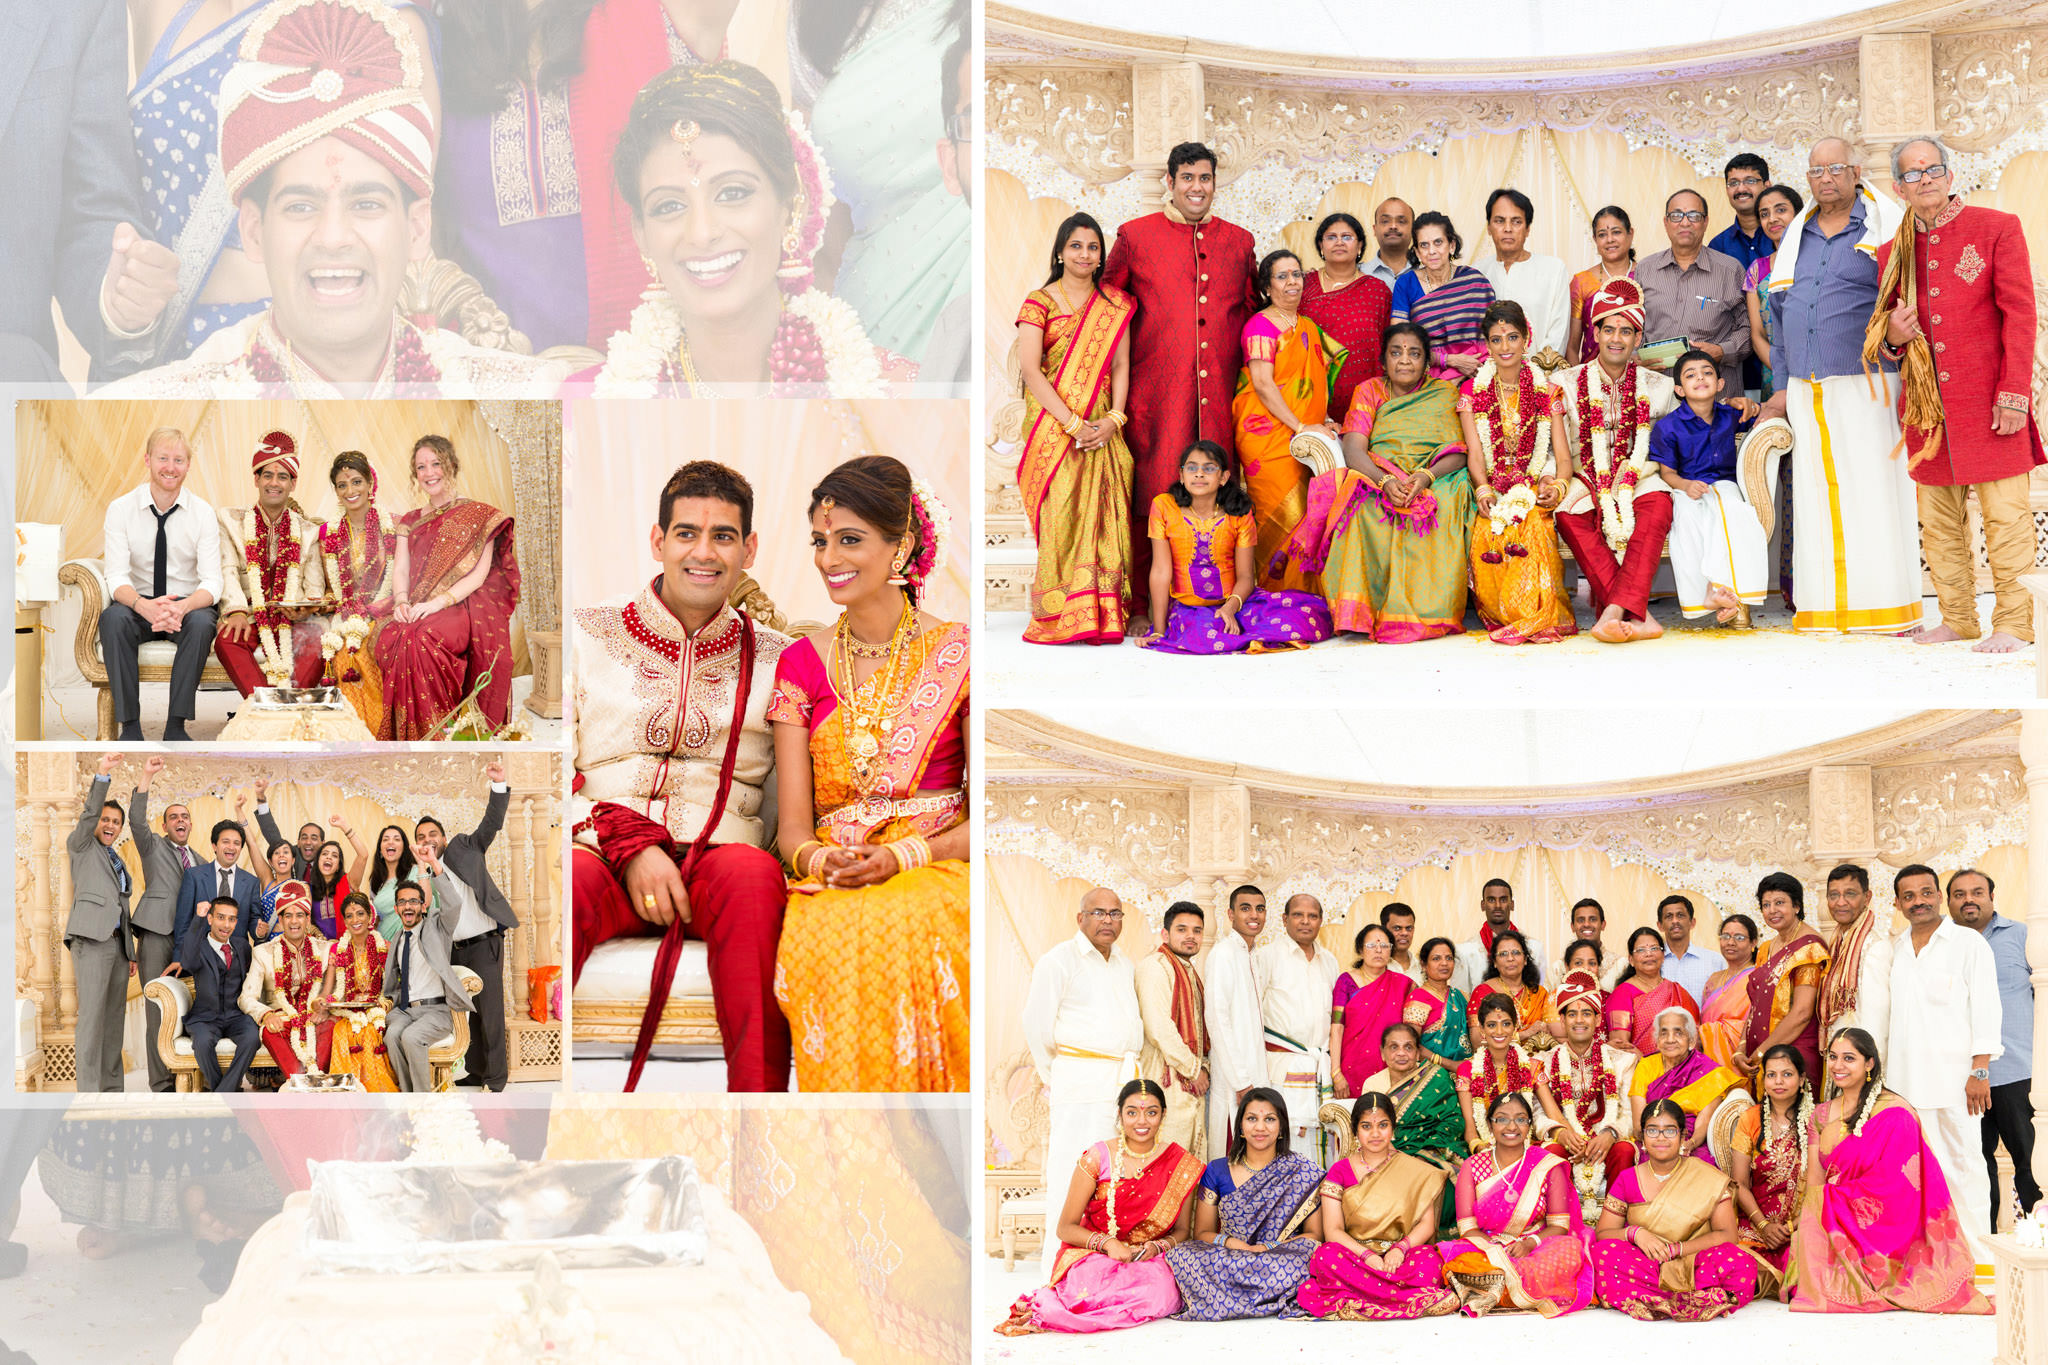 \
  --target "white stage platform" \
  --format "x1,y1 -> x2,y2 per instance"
983,596 -> 2034,706
36,675 -> 562,745
979,1257 -> 1997,1360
